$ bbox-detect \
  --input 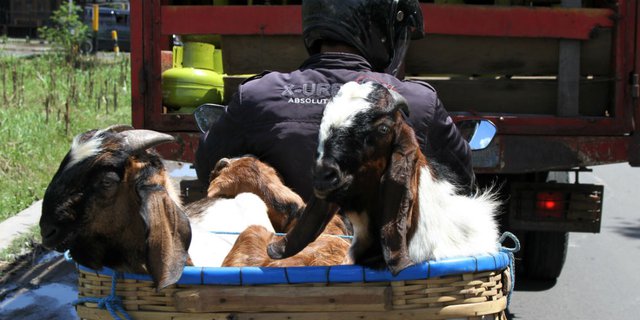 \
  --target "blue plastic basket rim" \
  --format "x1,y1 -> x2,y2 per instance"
77,252 -> 510,286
